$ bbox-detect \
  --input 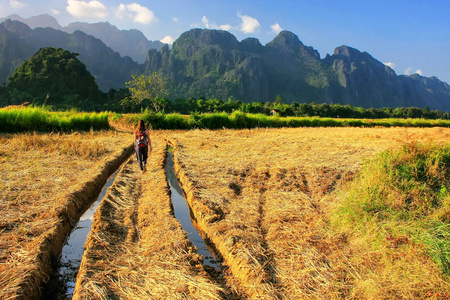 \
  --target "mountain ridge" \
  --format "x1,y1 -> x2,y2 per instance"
0,16 -> 449,111
145,28 -> 450,111
0,14 -> 163,63
0,19 -> 141,91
